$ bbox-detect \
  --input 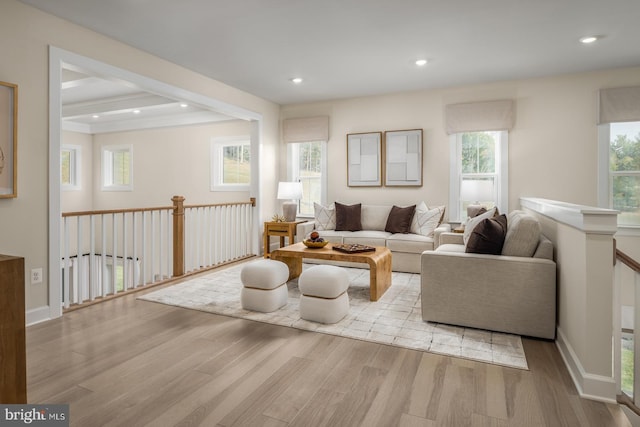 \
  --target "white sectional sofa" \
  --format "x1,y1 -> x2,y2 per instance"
296,203 -> 450,273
